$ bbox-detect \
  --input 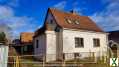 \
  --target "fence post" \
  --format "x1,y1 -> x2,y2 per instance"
13,56 -> 20,67
16,56 -> 20,67
62,60 -> 65,67
14,56 -> 16,67
43,56 -> 45,67
94,52 -> 97,63
104,56 -> 107,63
